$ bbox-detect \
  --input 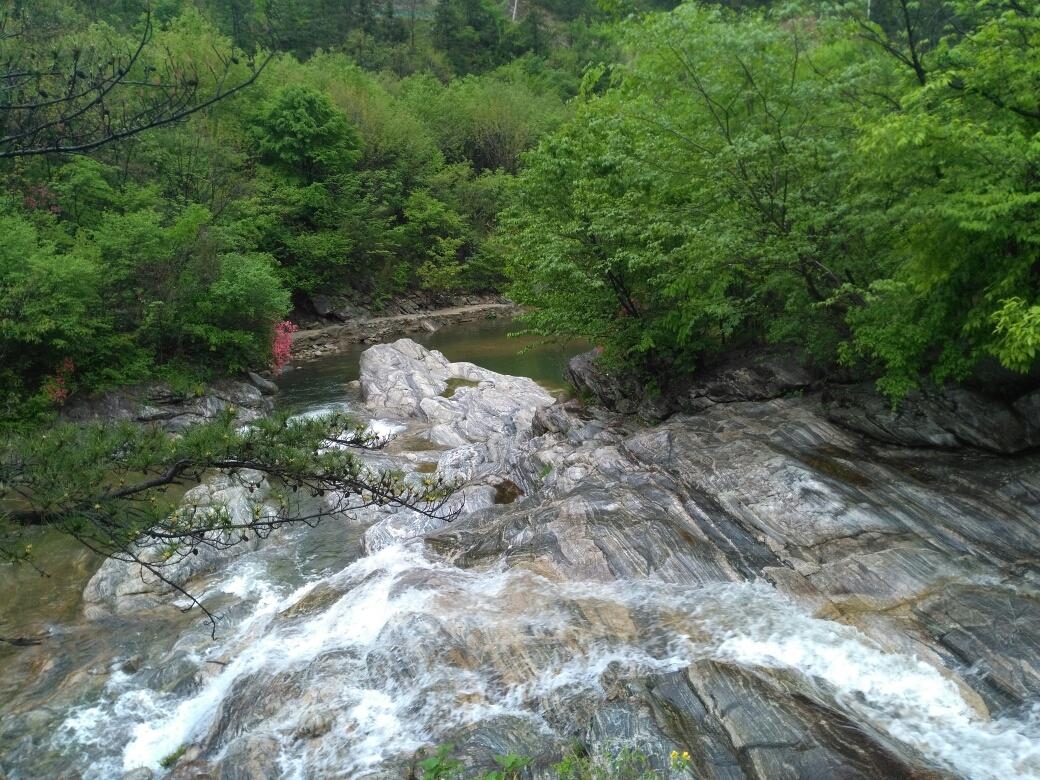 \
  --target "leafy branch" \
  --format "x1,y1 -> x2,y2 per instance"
0,410 -> 461,634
